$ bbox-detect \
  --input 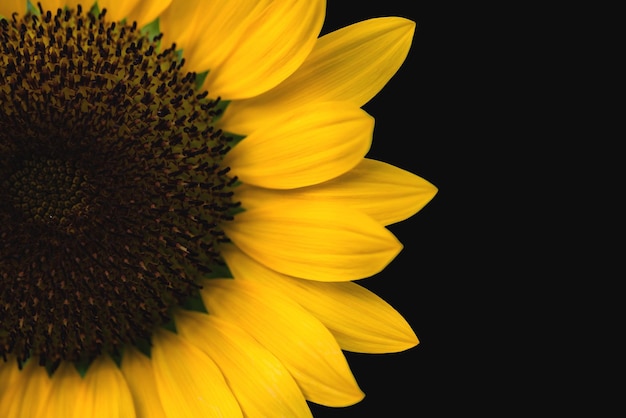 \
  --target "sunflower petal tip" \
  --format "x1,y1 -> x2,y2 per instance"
407,333 -> 420,350
353,389 -> 367,405
390,326 -> 420,353
331,386 -> 366,408
384,16 -> 416,34
428,182 -> 439,200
